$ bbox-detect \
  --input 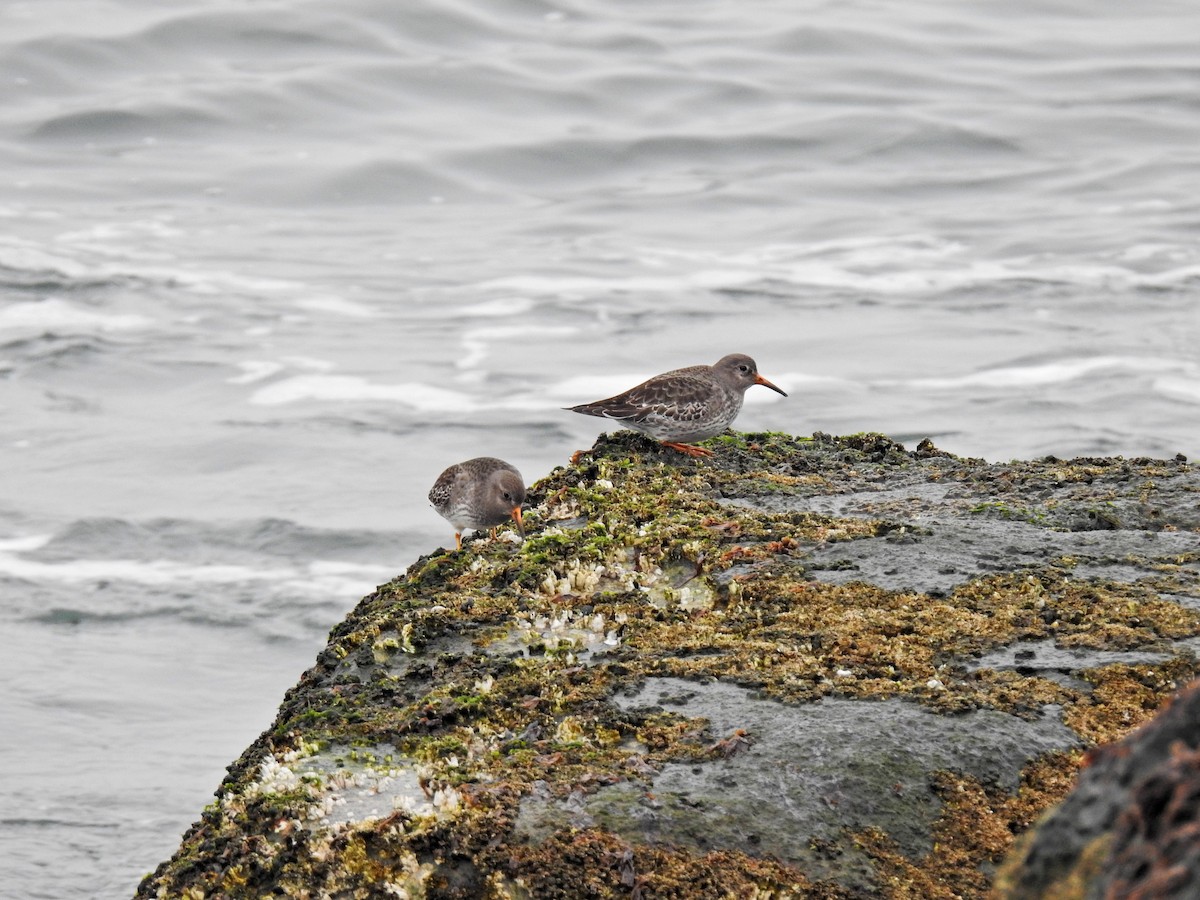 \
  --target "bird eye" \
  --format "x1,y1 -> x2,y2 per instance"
502,492 -> 512,502
738,364 -> 750,373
